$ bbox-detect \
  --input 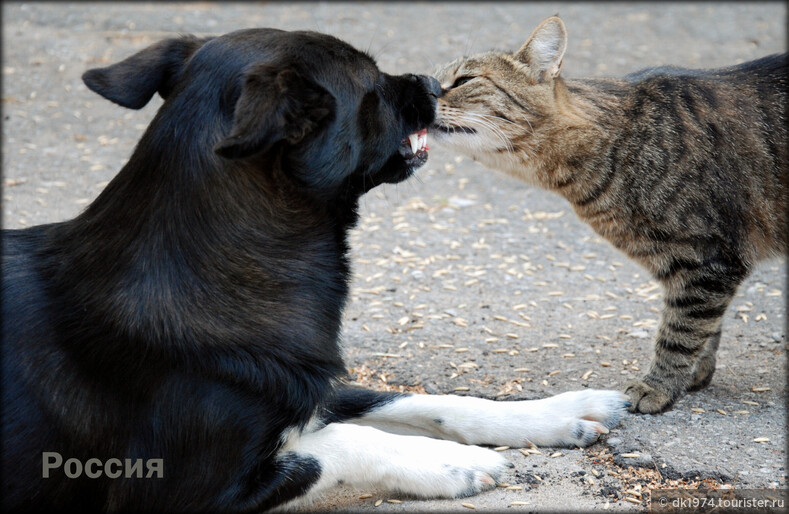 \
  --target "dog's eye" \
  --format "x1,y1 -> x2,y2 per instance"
451,76 -> 474,88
